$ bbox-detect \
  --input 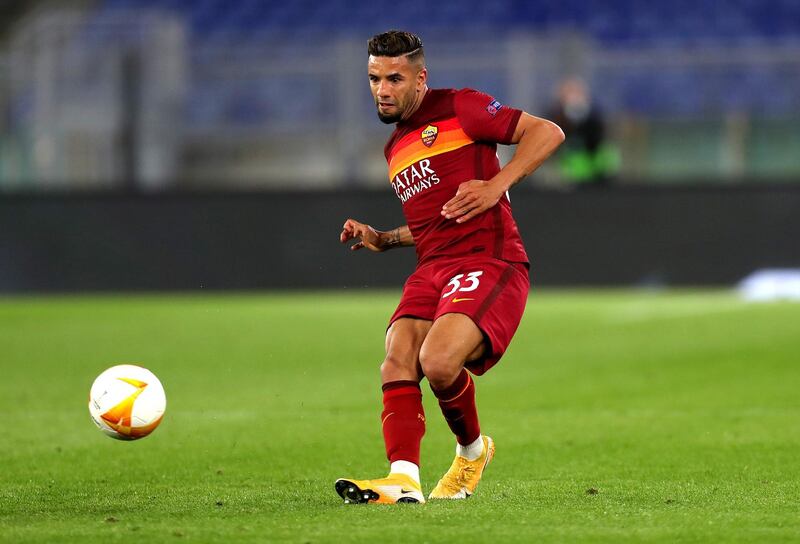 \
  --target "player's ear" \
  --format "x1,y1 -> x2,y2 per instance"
417,67 -> 427,90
